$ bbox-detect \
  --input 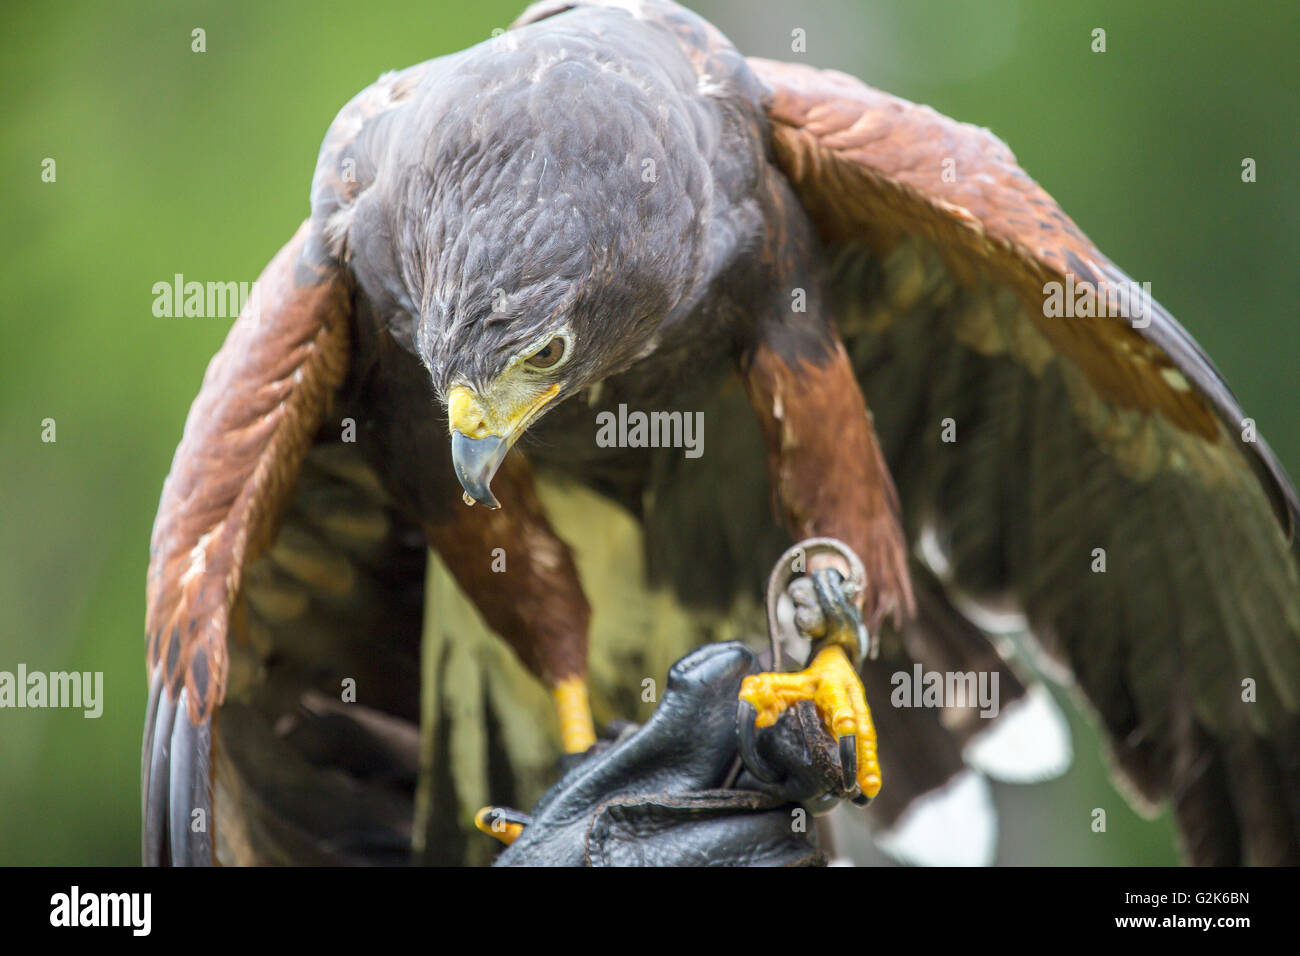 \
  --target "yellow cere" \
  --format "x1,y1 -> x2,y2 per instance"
447,381 -> 561,440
